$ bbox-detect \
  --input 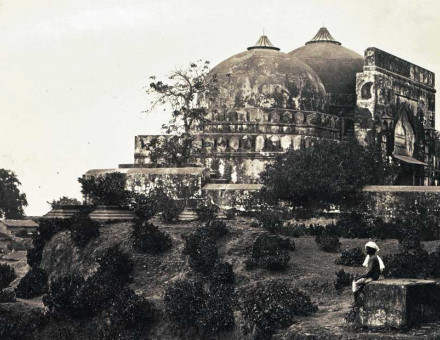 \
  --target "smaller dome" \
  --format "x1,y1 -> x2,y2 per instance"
207,35 -> 327,112
289,27 -> 364,95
